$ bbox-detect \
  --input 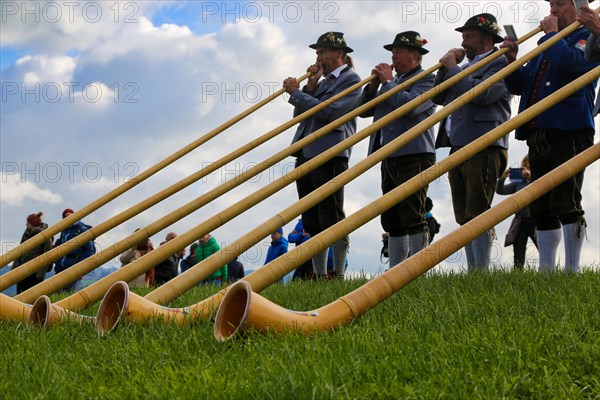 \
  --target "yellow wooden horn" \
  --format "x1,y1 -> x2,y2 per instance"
27,295 -> 96,328
0,293 -> 32,322
215,281 -> 346,339
215,141 -> 600,340
96,281 -> 195,336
